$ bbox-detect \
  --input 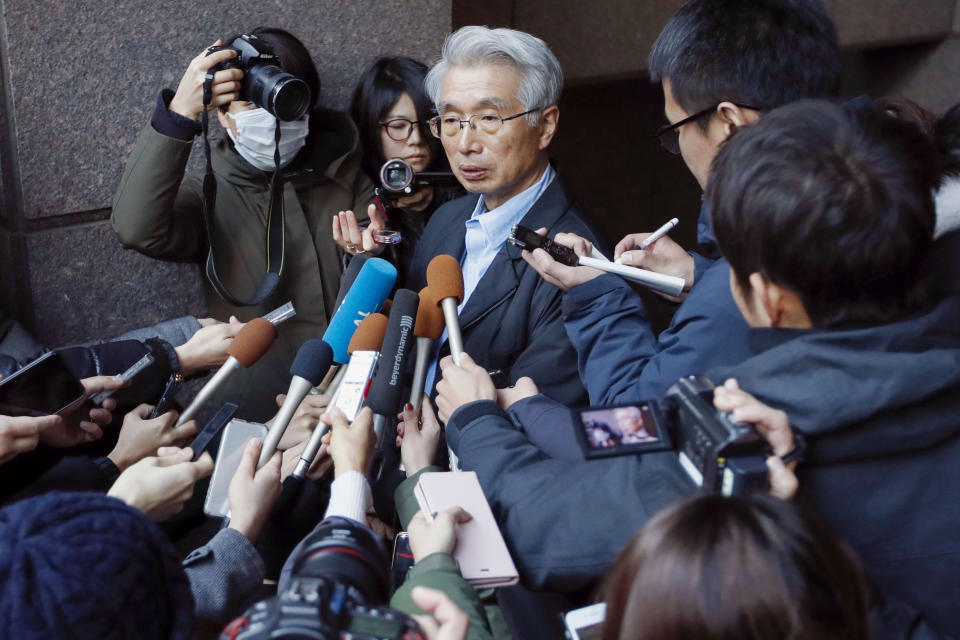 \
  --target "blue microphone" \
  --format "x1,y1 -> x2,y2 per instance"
258,339 -> 334,467
323,257 -> 397,364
